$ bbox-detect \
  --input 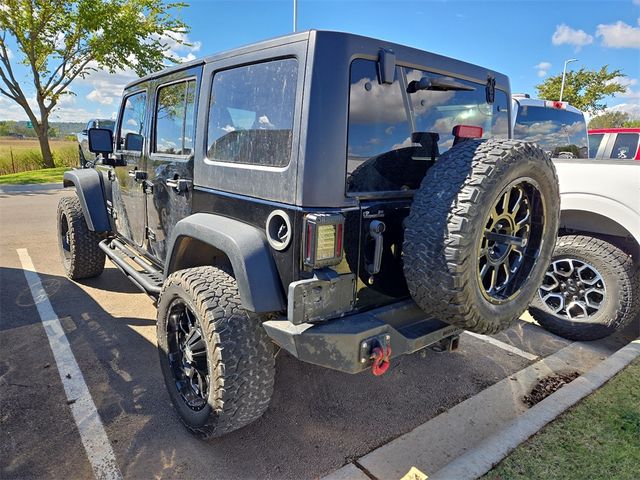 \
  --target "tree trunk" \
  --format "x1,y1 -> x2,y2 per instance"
35,116 -> 55,168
